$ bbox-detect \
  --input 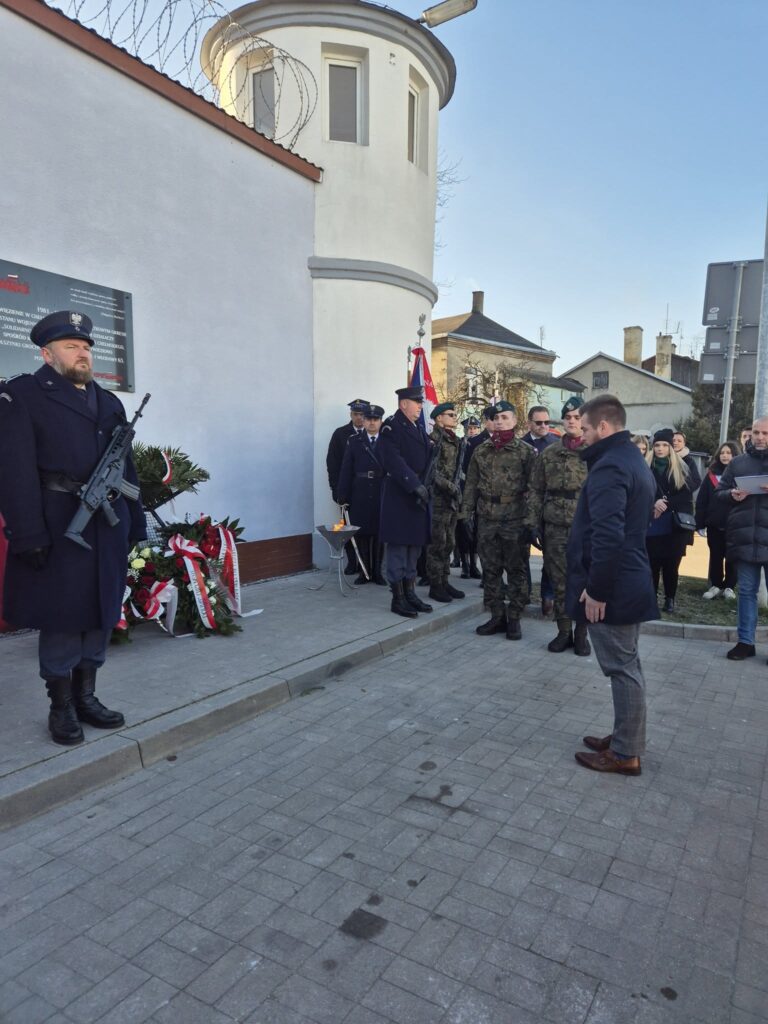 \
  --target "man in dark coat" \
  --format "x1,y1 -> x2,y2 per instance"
326,398 -> 368,574
378,386 -> 434,618
0,311 -> 146,746
716,416 -> 768,661
336,404 -> 387,585
566,394 -> 658,776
